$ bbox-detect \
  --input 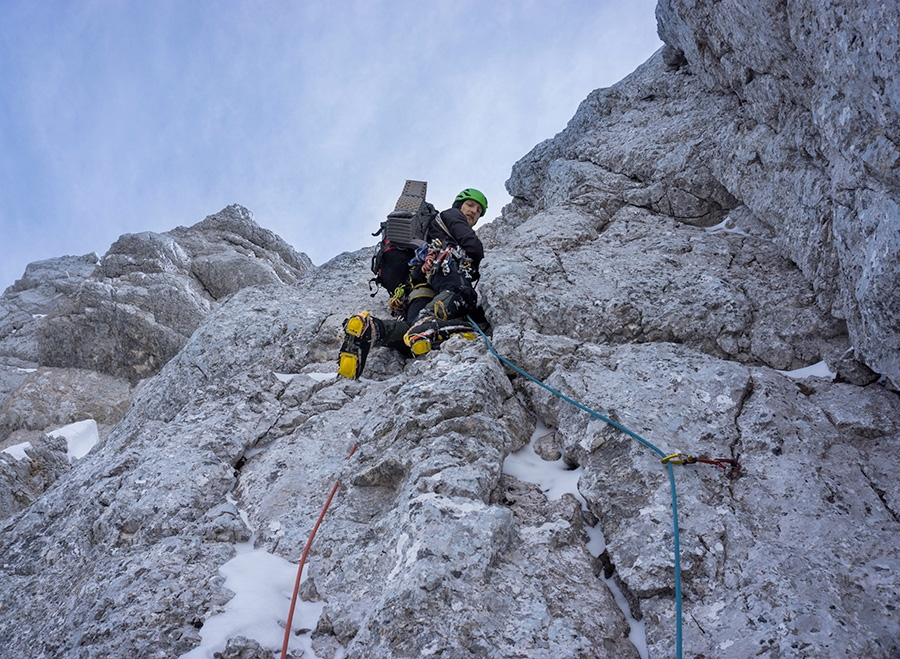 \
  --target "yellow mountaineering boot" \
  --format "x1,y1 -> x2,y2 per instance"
338,311 -> 373,379
407,334 -> 432,356
403,315 -> 475,356
345,311 -> 370,338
